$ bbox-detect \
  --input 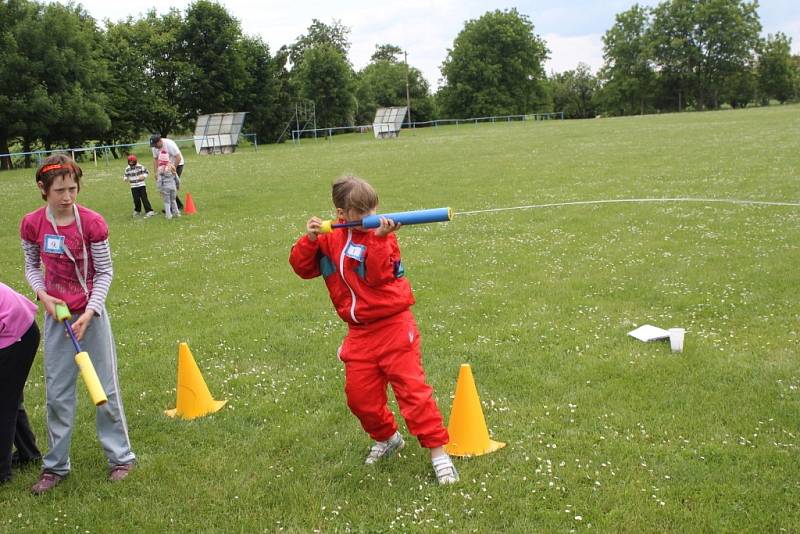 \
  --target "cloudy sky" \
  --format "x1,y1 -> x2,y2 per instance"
71,0 -> 800,88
